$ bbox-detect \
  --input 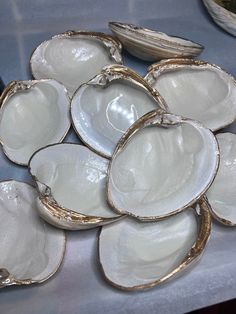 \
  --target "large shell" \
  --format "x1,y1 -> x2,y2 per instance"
207,133 -> 236,226
29,143 -> 122,230
203,0 -> 236,36
145,58 -> 236,131
0,80 -> 70,166
0,180 -> 65,288
107,110 -> 219,221
30,31 -> 123,97
109,22 -> 203,61
71,64 -> 167,158
99,197 -> 211,291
